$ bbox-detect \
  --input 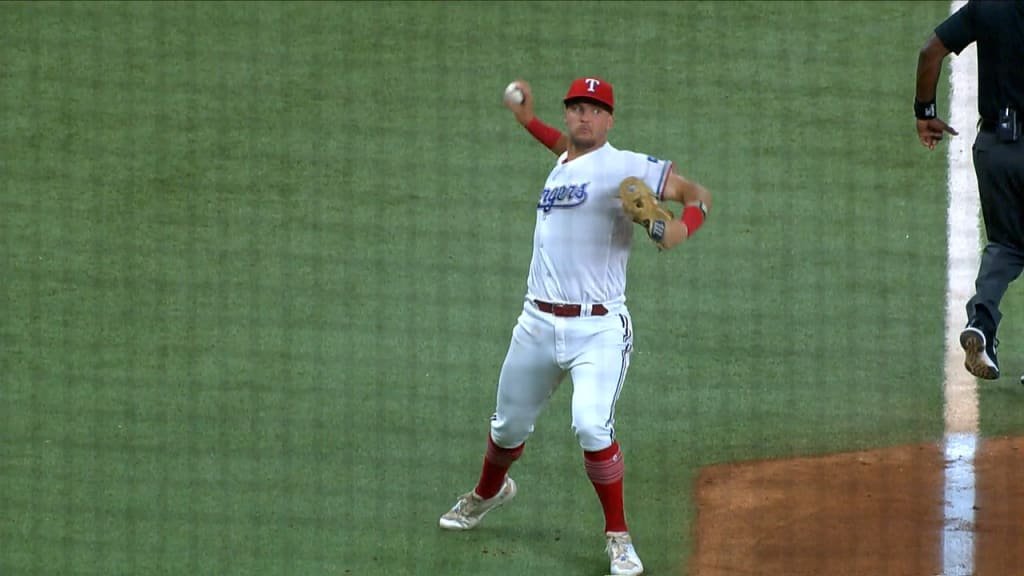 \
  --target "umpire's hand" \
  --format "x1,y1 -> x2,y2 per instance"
917,117 -> 958,150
